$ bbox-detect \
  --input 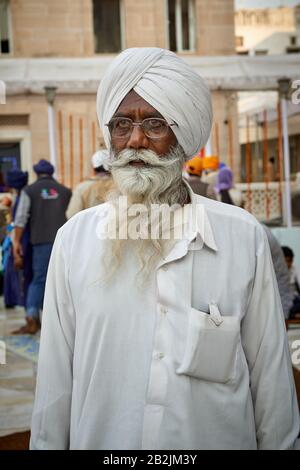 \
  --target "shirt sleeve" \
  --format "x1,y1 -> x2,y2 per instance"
14,190 -> 31,227
241,224 -> 300,449
30,229 -> 75,450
